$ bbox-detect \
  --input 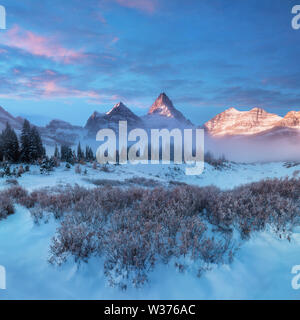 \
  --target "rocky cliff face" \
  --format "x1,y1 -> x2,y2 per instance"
0,106 -> 24,132
276,111 -> 300,128
204,107 -> 283,136
46,119 -> 81,132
